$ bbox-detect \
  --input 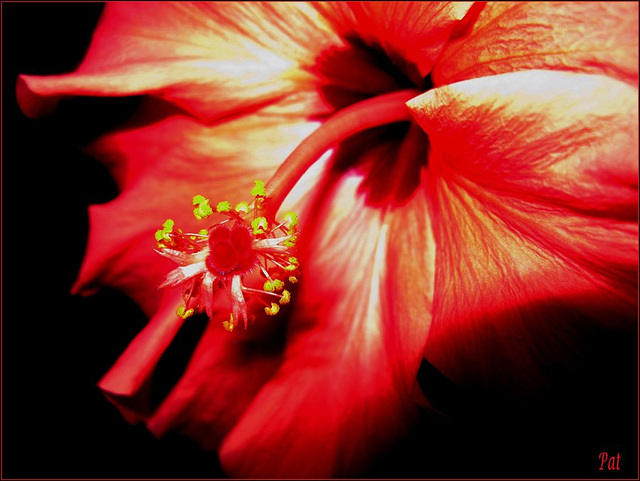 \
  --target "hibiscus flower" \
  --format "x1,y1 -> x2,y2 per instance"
16,2 -> 638,478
